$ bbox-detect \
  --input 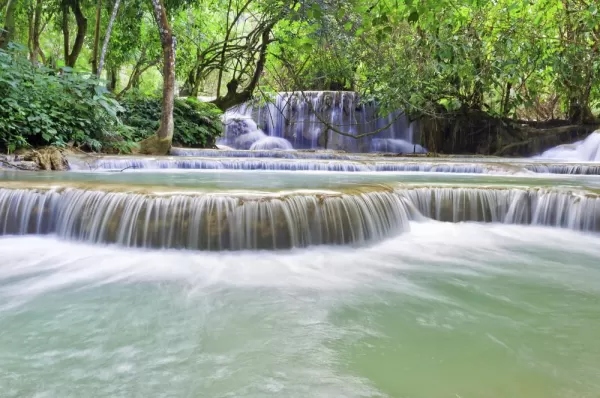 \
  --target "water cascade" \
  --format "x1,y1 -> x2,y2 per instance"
219,113 -> 294,151
0,184 -> 597,250
222,92 -> 418,152
170,147 -> 353,159
523,163 -> 600,175
69,156 -> 495,173
2,158 -> 600,396
0,185 -> 411,250
537,132 -> 600,161
70,154 -> 600,175
403,187 -> 600,230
